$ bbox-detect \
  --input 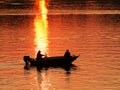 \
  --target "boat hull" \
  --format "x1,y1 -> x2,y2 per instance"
29,56 -> 79,67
